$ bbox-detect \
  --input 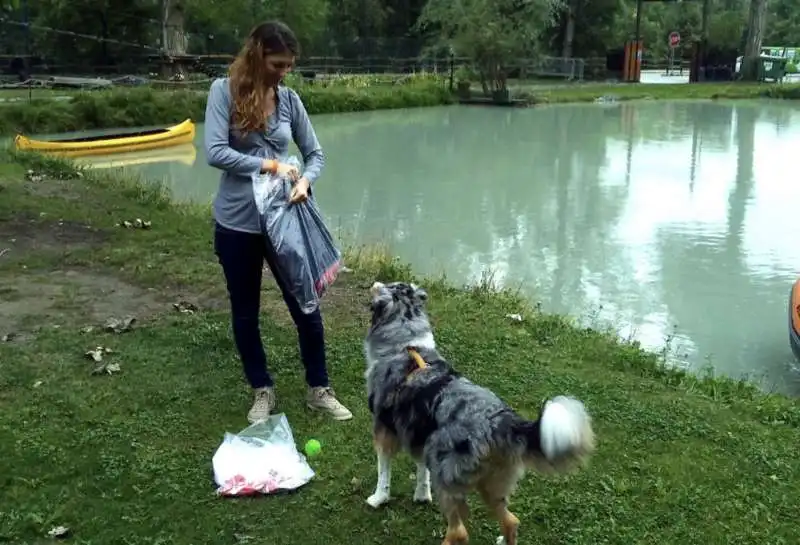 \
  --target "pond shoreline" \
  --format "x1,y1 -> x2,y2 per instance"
3,145 -> 800,408
3,80 -> 800,136
28,98 -> 800,397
